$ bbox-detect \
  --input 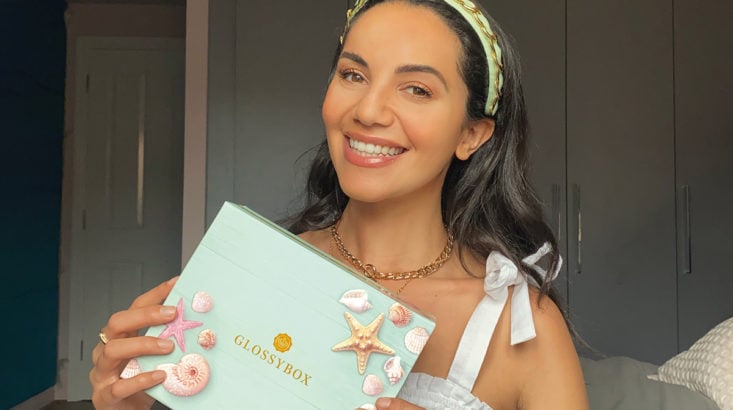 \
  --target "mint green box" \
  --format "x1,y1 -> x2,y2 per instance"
137,202 -> 435,409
